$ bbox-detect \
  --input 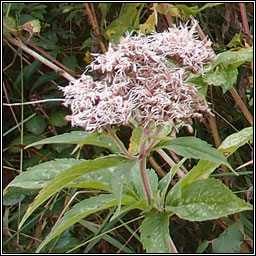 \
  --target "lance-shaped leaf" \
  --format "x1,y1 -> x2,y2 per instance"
25,131 -> 121,153
153,137 -> 232,167
4,159 -> 84,190
166,127 -> 253,205
36,194 -> 135,253
140,212 -> 171,253
165,178 -> 252,221
5,158 -> 118,192
19,155 -> 126,229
